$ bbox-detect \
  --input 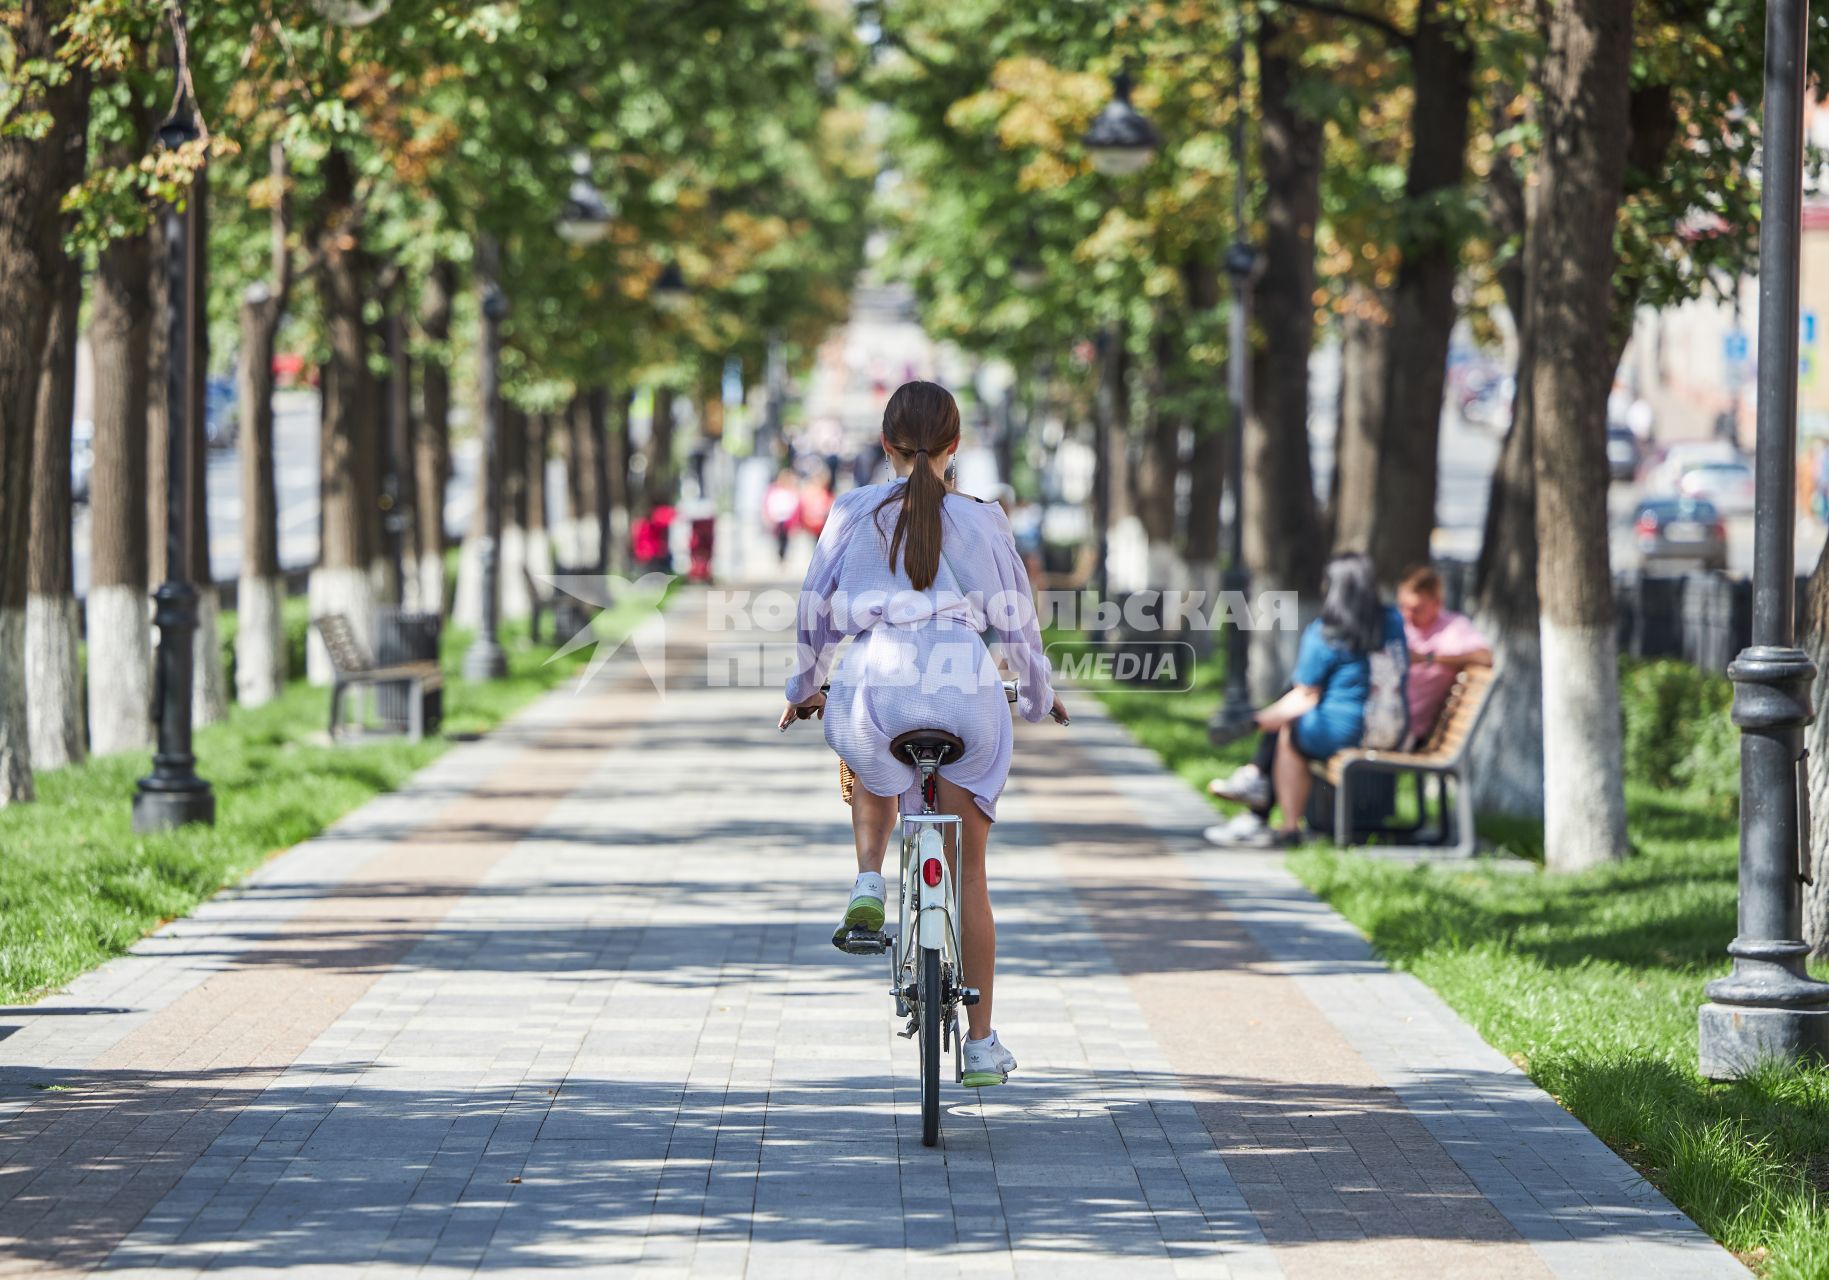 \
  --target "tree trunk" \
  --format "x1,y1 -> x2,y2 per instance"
1469,84 -> 1543,823
647,387 -> 677,509
567,393 -> 605,568
27,72 -> 88,771
88,161 -> 156,757
500,405 -> 531,622
1529,0 -> 1633,871
1246,15 -> 1327,701
524,410 -> 551,585
0,0 -> 78,802
236,142 -> 291,708
1804,556 -> 1829,953
383,303 -> 417,609
1331,286 -> 1390,556
415,261 -> 454,614
607,388 -> 633,574
308,147 -> 376,684
185,169 -> 228,728
1370,0 -> 1474,582
1135,324 -> 1184,586
1180,259 -> 1224,607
